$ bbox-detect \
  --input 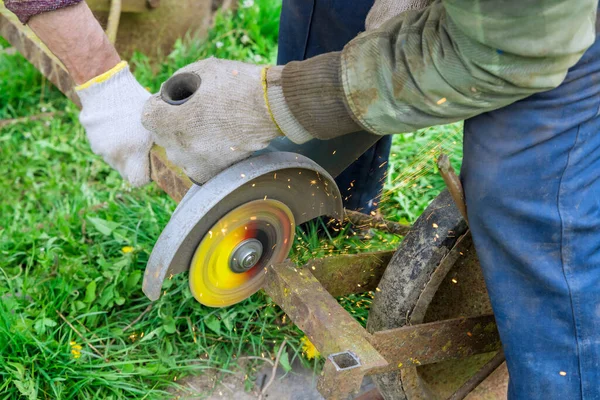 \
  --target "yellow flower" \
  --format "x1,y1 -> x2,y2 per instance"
122,246 -> 134,254
70,341 -> 82,359
301,336 -> 320,360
